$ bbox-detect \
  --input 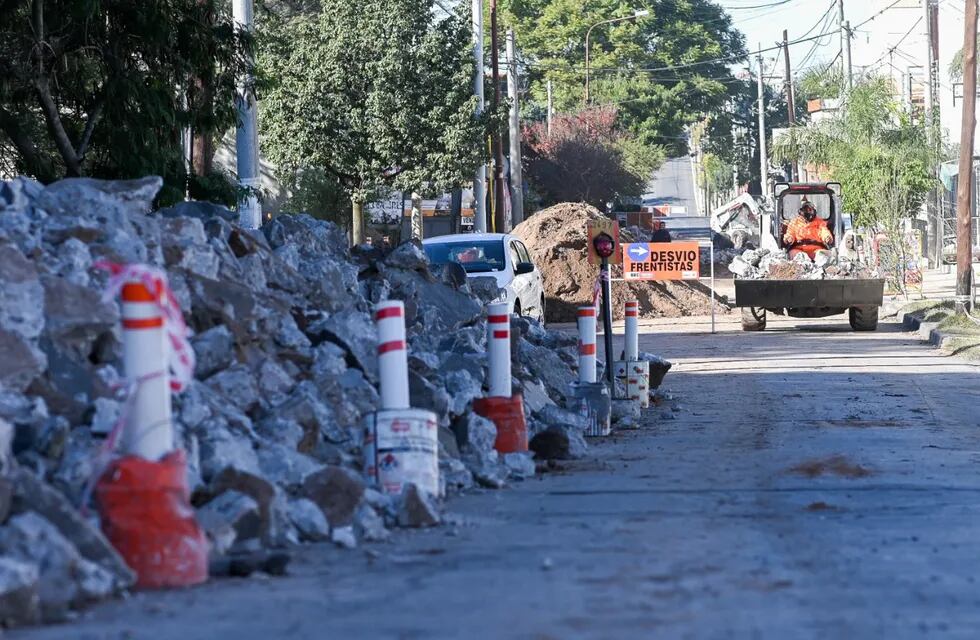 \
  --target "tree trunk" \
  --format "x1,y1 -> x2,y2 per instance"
351,196 -> 364,246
